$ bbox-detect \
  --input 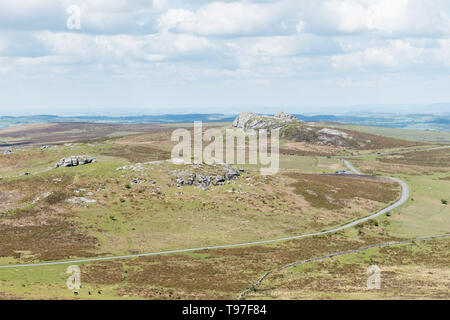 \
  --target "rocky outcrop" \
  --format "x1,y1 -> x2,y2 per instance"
281,125 -> 362,148
232,111 -> 300,131
274,112 -> 298,121
55,155 -> 96,168
316,128 -> 353,146
169,164 -> 243,190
